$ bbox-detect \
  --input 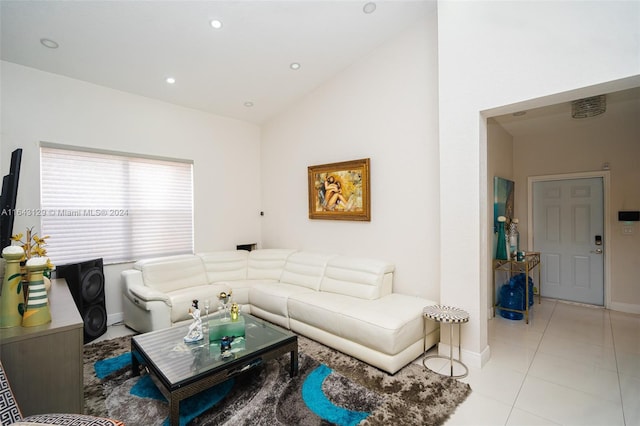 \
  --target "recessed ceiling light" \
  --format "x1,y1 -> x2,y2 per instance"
40,38 -> 59,49
165,77 -> 176,84
210,19 -> 223,29
244,101 -> 254,108
290,62 -> 301,70
363,2 -> 376,14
